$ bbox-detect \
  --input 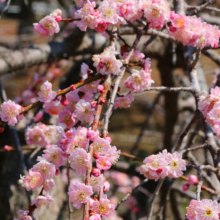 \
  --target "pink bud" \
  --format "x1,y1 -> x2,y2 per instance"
156,168 -> 163,174
93,152 -> 100,160
0,127 -> 4,133
188,175 -> 198,185
182,184 -> 189,191
69,85 -> 76,91
105,136 -> 112,143
100,98 -> 106,104
120,45 -> 128,53
60,95 -> 68,106
87,129 -> 98,141
104,181 -> 110,192
4,145 -> 14,152
98,62 -> 105,68
92,168 -> 101,177
169,25 -> 176,32
55,168 -> 60,175
98,85 -> 104,92
56,15 -> 62,22
91,101 -> 97,108
118,87 -> 120,92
